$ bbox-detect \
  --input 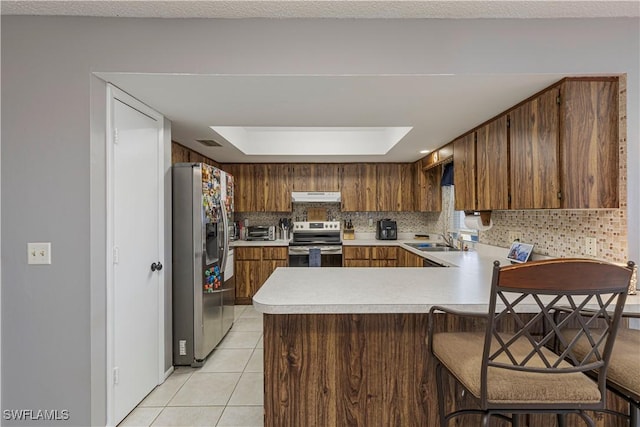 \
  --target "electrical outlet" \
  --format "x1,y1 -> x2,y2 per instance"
585,237 -> 597,257
27,242 -> 51,265
508,231 -> 521,242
